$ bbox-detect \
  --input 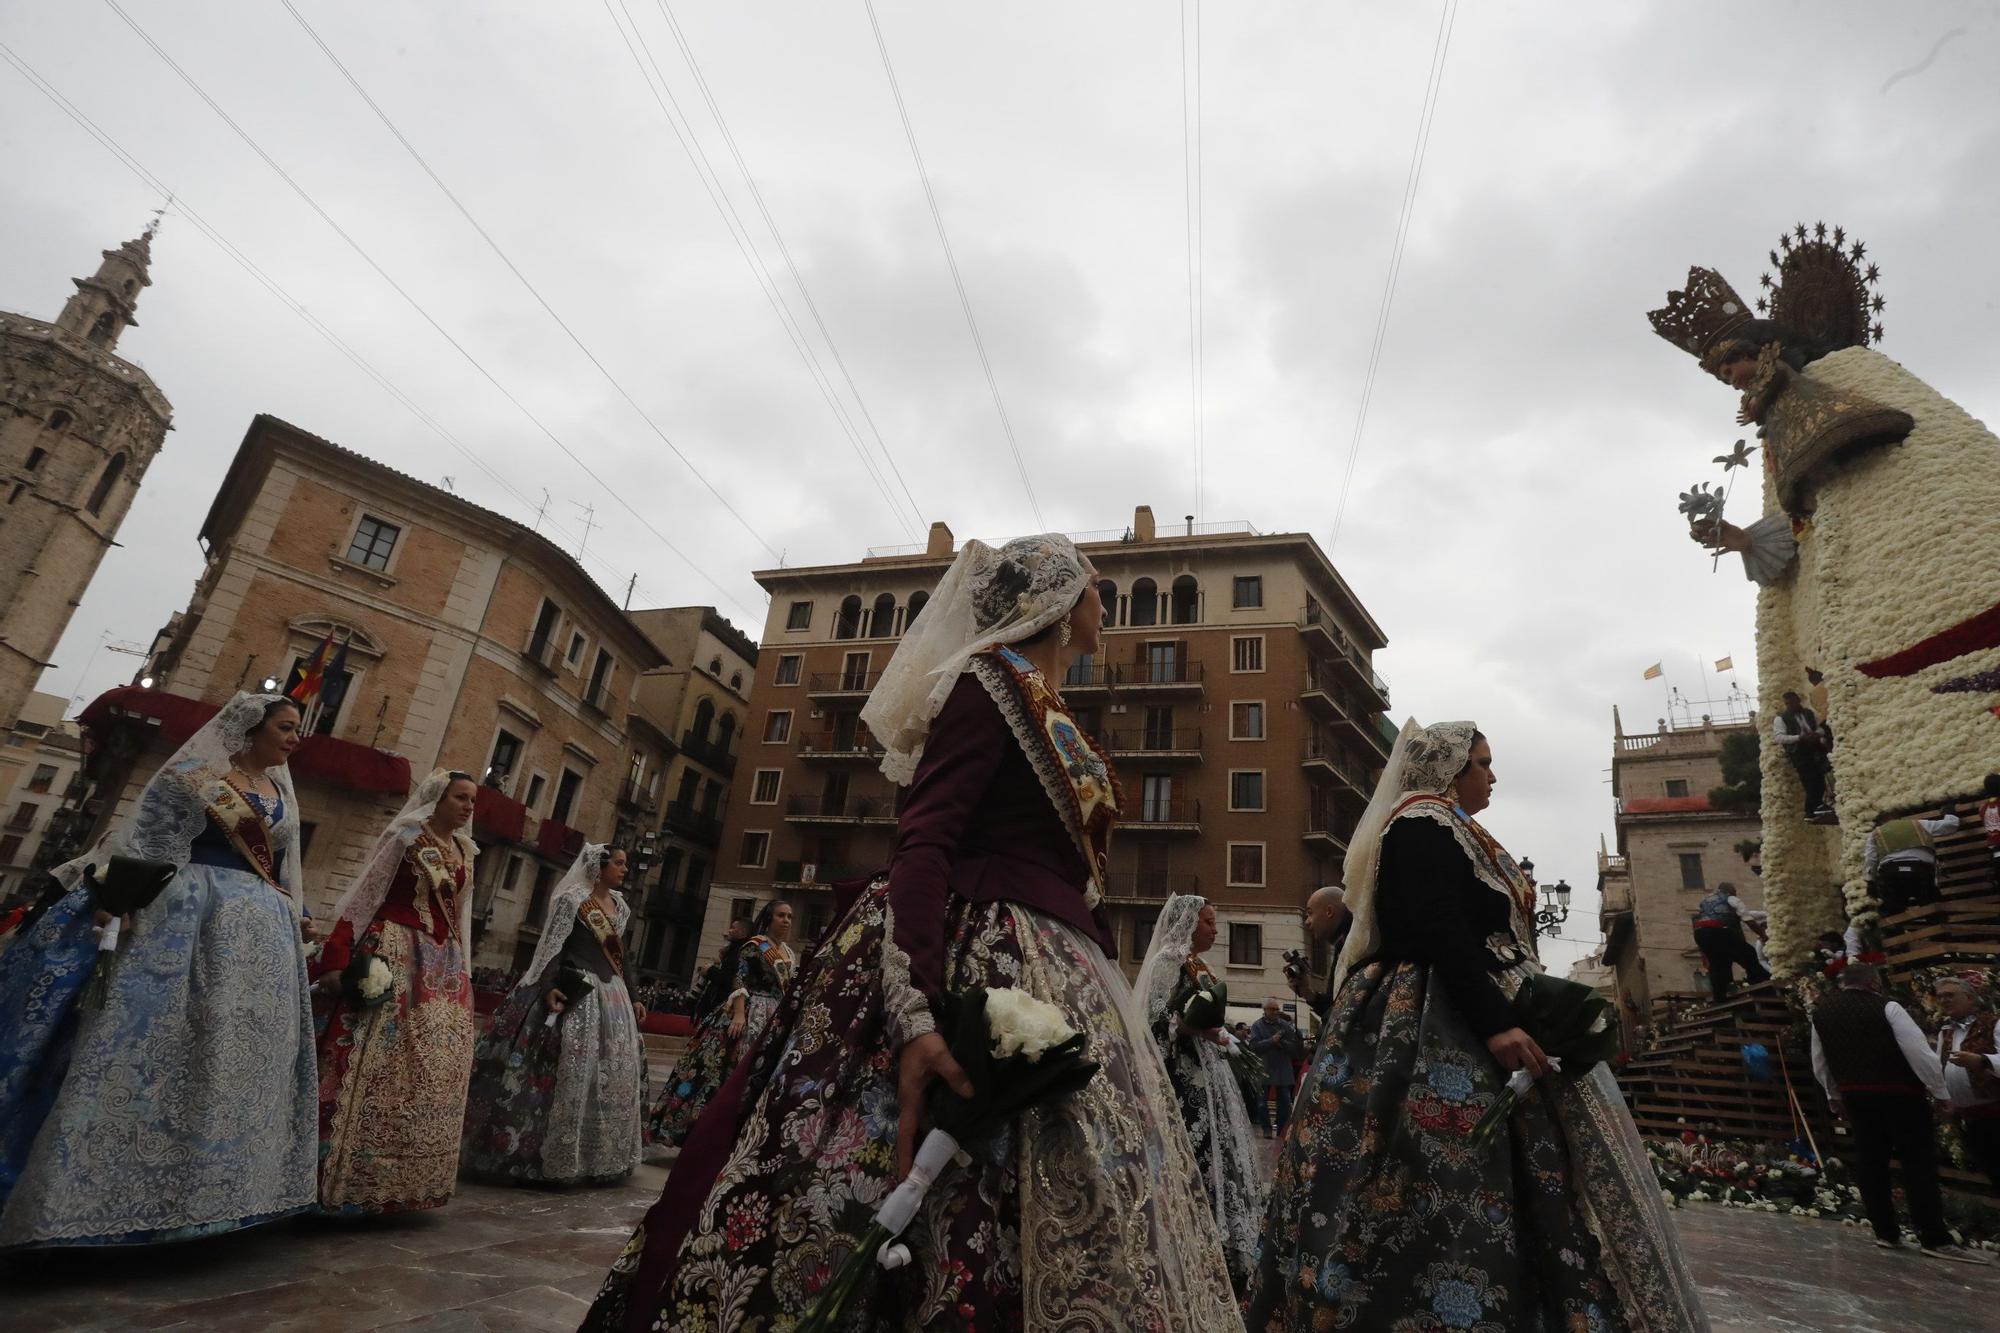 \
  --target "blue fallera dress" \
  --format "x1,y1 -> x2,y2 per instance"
0,788 -> 317,1247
